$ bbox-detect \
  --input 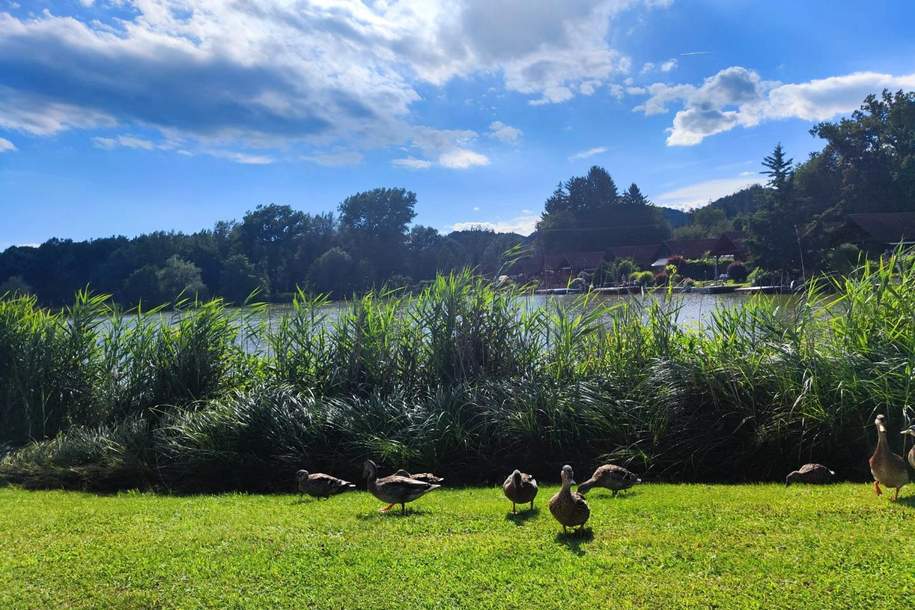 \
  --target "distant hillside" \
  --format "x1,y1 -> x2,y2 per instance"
703,184 -> 770,218
659,207 -> 690,228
